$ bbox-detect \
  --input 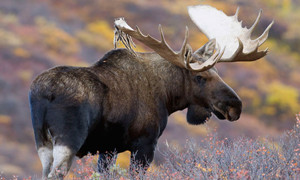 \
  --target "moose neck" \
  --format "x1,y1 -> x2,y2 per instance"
139,52 -> 190,115
164,68 -> 190,115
